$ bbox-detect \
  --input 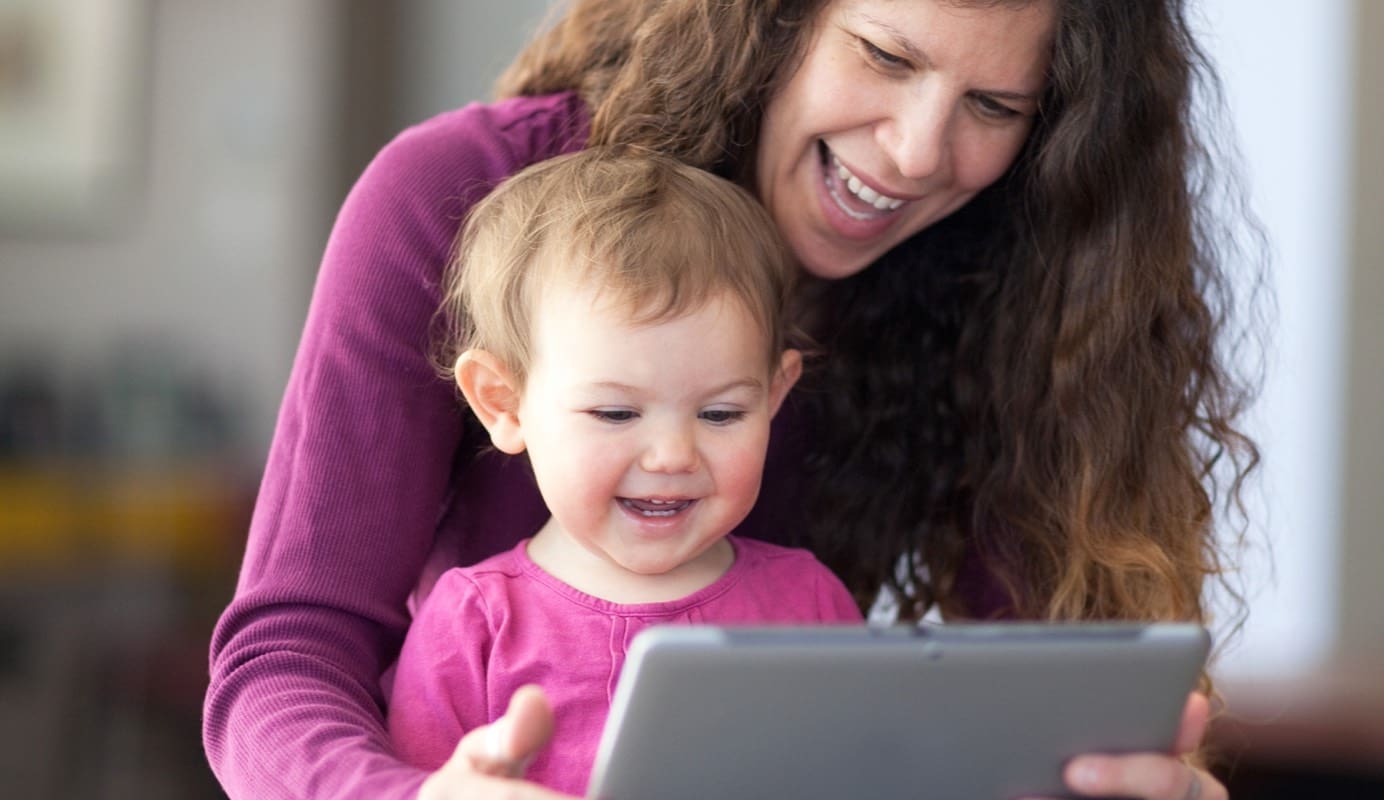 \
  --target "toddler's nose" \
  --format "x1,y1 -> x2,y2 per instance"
640,424 -> 699,474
